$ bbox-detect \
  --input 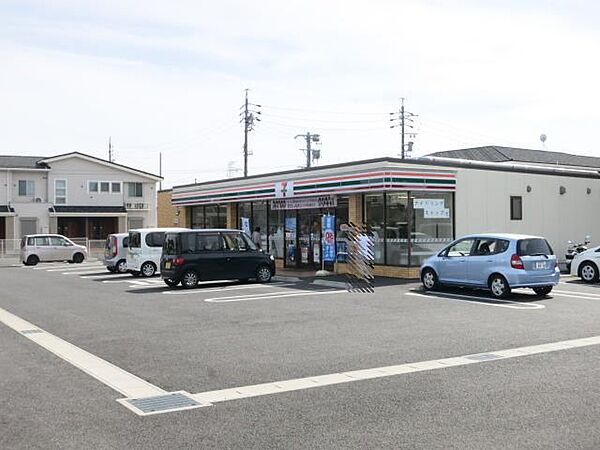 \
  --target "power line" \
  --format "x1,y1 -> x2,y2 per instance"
389,98 -> 418,159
